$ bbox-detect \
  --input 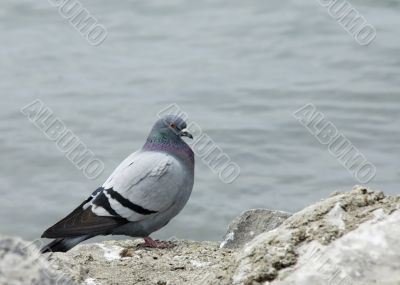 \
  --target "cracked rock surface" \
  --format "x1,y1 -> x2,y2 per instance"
49,240 -> 234,285
210,186 -> 400,285
221,209 -> 291,249
0,235 -> 74,285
